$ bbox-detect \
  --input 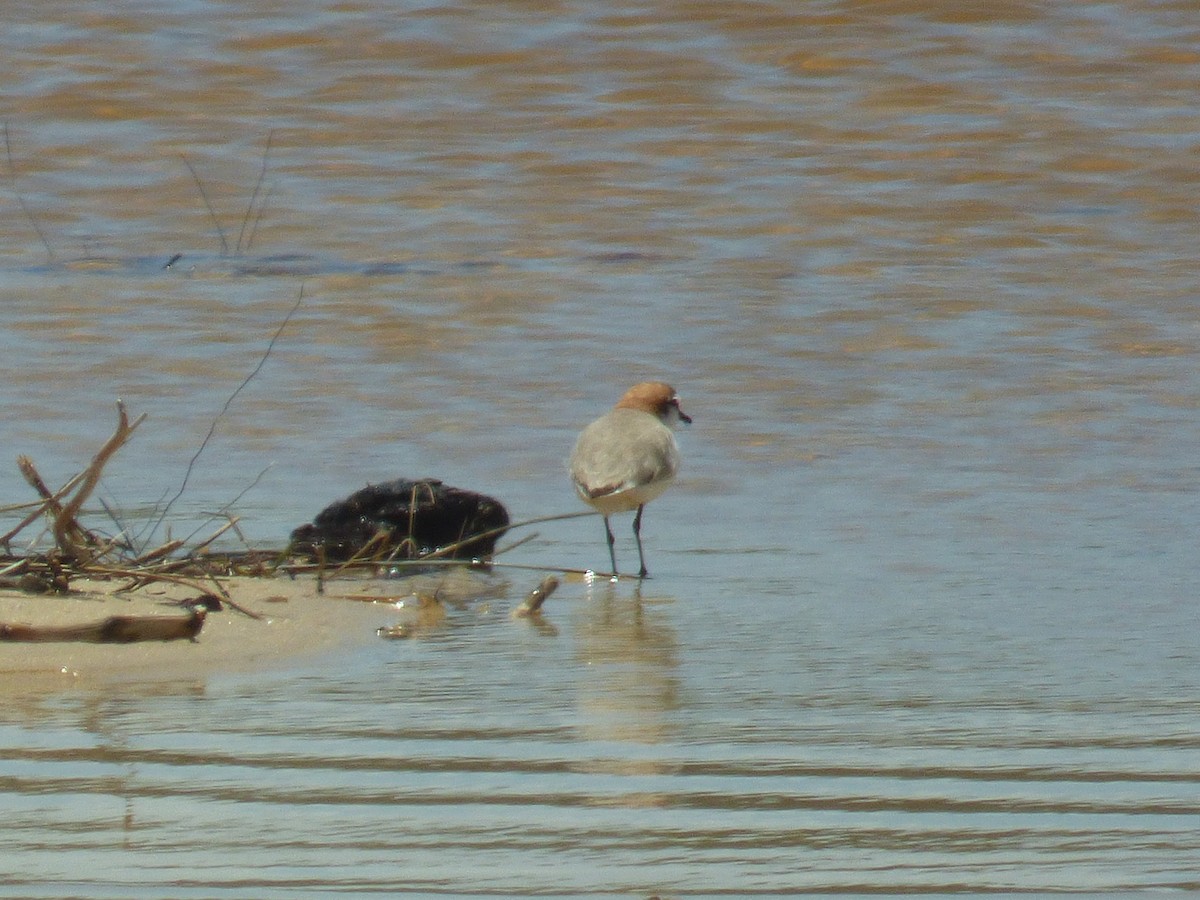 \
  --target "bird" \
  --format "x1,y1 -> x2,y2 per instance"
569,381 -> 691,579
